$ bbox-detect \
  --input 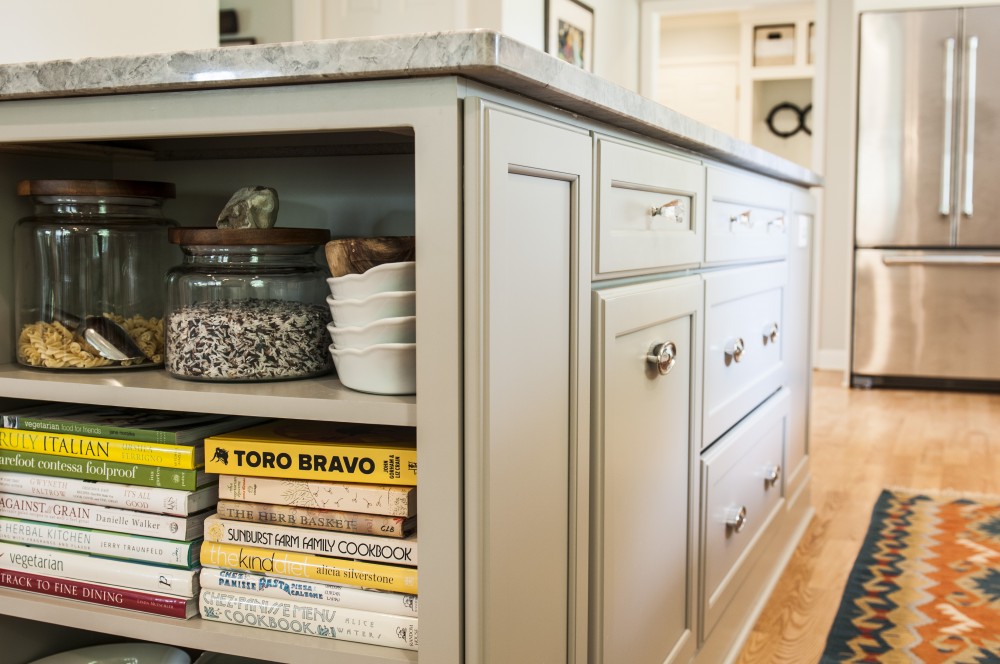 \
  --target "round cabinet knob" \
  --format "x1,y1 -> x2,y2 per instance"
646,341 -> 678,376
726,506 -> 748,533
764,464 -> 782,487
762,322 -> 780,344
724,337 -> 745,363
